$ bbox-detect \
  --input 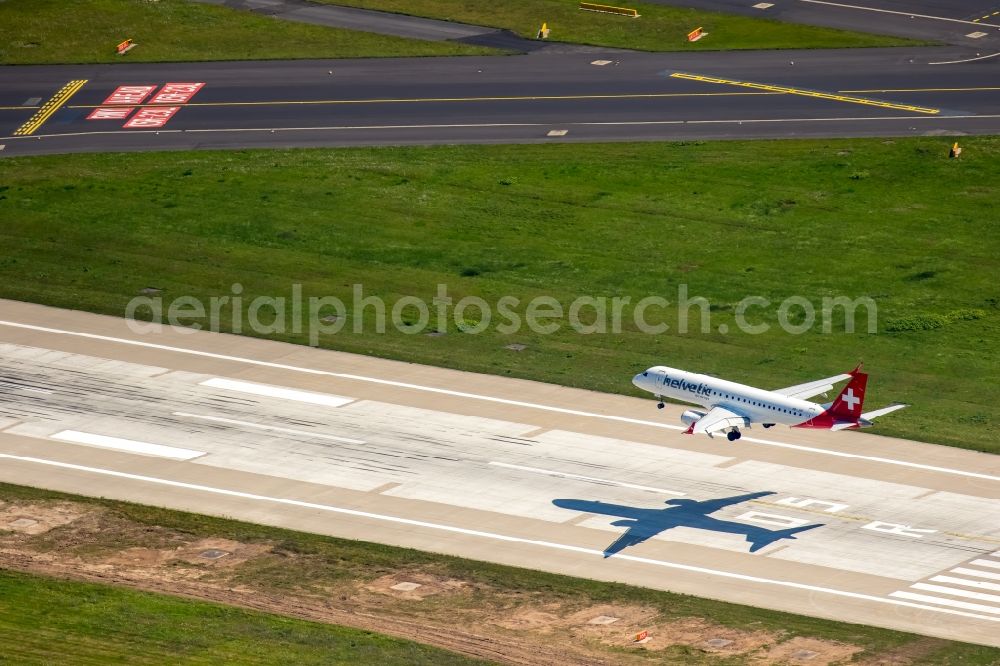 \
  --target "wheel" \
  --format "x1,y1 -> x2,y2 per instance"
763,423 -> 774,429
734,430 -> 742,440
657,402 -> 665,410
726,431 -> 738,442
